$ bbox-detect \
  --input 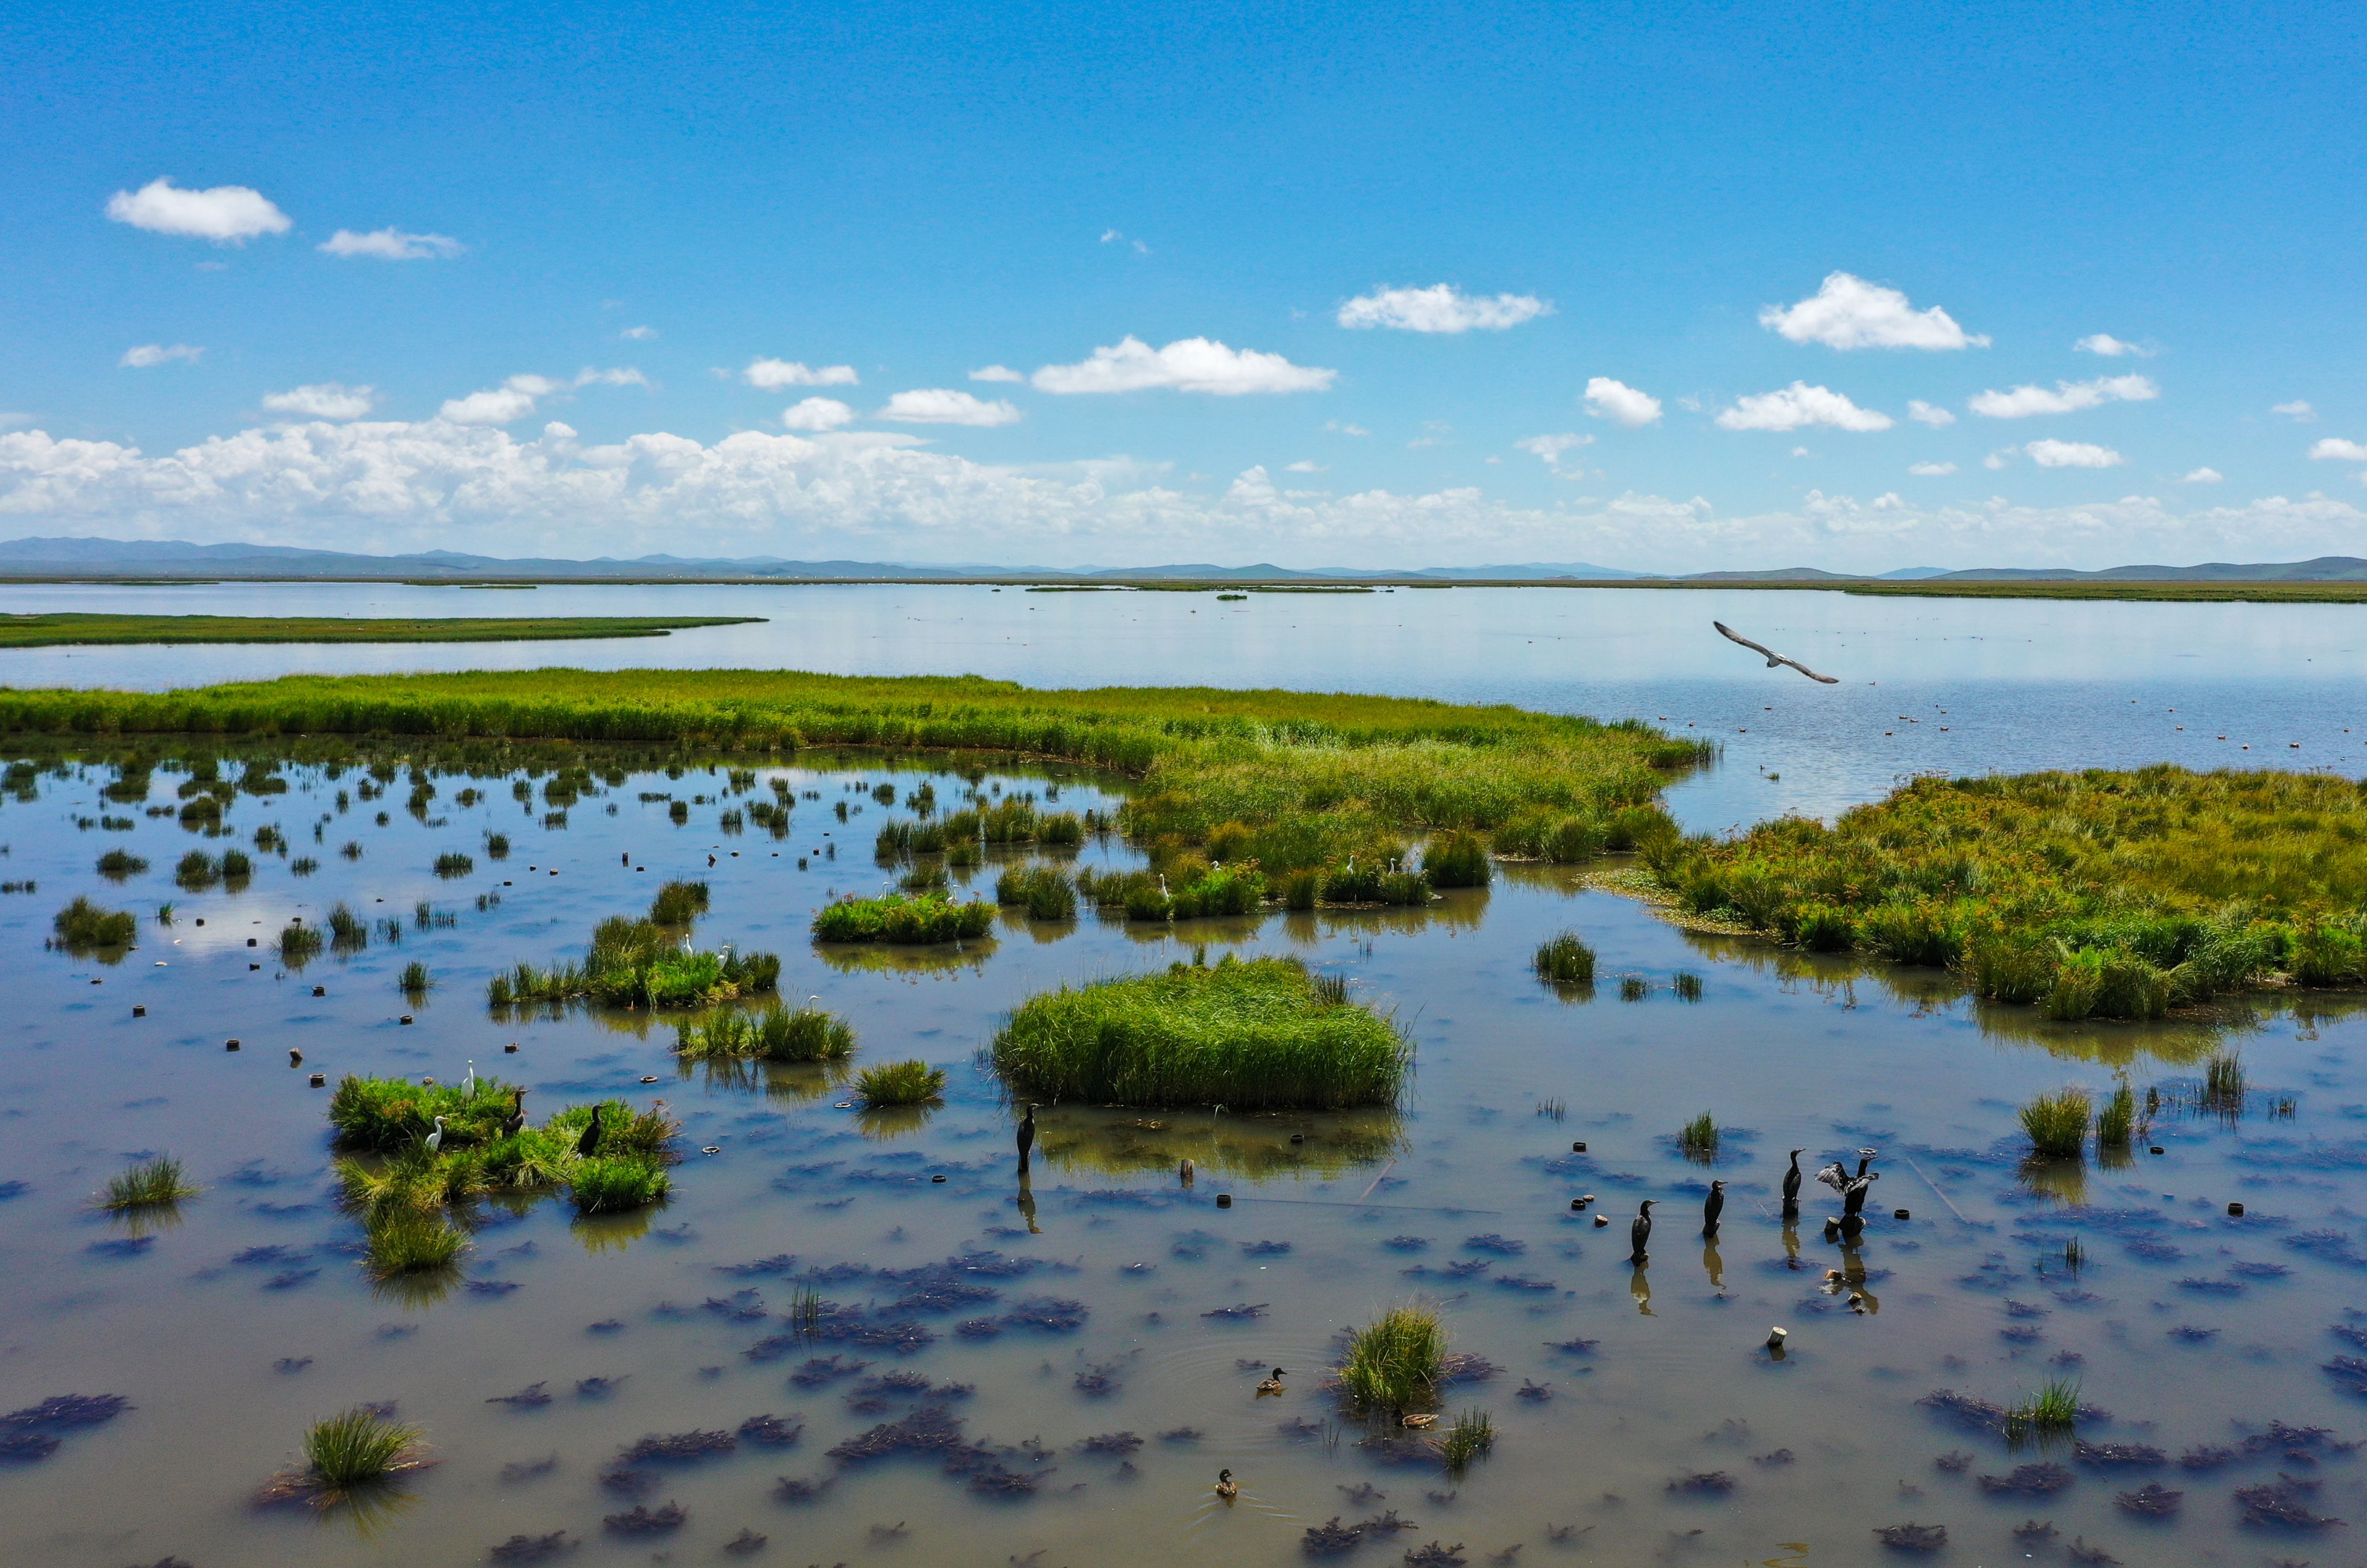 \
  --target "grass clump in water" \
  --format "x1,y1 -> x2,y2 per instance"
298,1406 -> 428,1492
398,960 -> 432,997
854,1060 -> 947,1107
1422,831 -> 1491,889
1676,1112 -> 1720,1162
2020,1089 -> 2091,1158
2004,1377 -> 2081,1441
101,1155 -> 198,1210
1338,1303 -> 1446,1413
569,1155 -> 671,1214
1438,1409 -> 1494,1472
1533,931 -> 1594,987
811,893 -> 993,944
433,852 -> 473,878
2095,1083 -> 2136,1147
996,864 -> 1078,921
994,954 -> 1408,1110
648,879 -> 710,924
279,920 -> 322,962
363,1207 -> 468,1275
676,1004 -> 854,1063
95,849 -> 148,880
2203,1050 -> 2246,1110
53,896 -> 136,952
488,915 -> 779,1008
